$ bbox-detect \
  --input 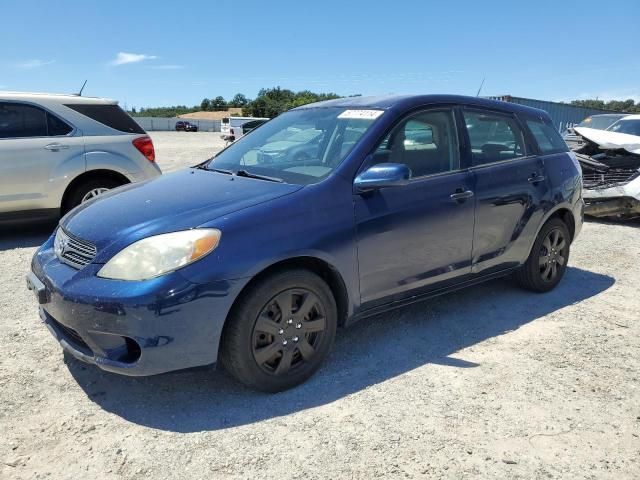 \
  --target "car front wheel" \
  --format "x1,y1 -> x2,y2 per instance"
220,269 -> 337,392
